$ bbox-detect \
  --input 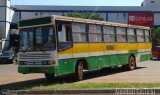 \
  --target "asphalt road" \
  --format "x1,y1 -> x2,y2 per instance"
78,60 -> 160,83
0,60 -> 160,89
0,64 -> 44,85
